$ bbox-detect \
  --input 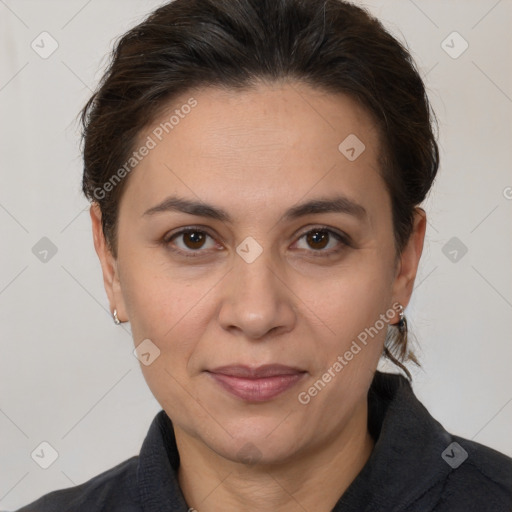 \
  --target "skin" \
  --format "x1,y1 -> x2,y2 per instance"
91,81 -> 426,511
